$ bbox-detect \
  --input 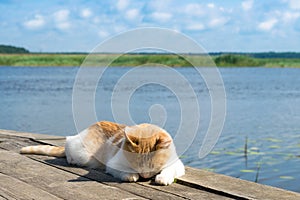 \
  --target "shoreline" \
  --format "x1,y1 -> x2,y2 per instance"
1,53 -> 300,68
